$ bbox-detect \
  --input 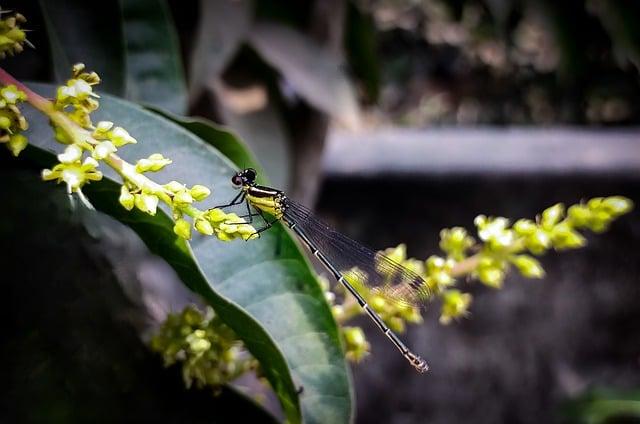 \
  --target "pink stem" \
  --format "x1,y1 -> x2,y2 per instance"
0,67 -> 54,112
